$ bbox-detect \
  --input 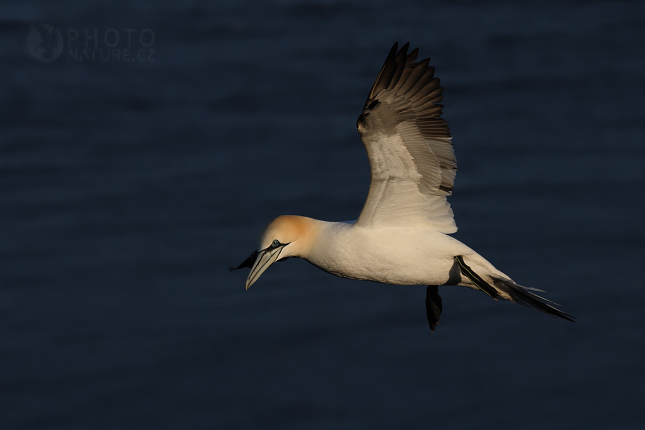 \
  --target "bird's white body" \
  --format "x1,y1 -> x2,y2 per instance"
234,43 -> 573,329
305,220 -> 499,289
